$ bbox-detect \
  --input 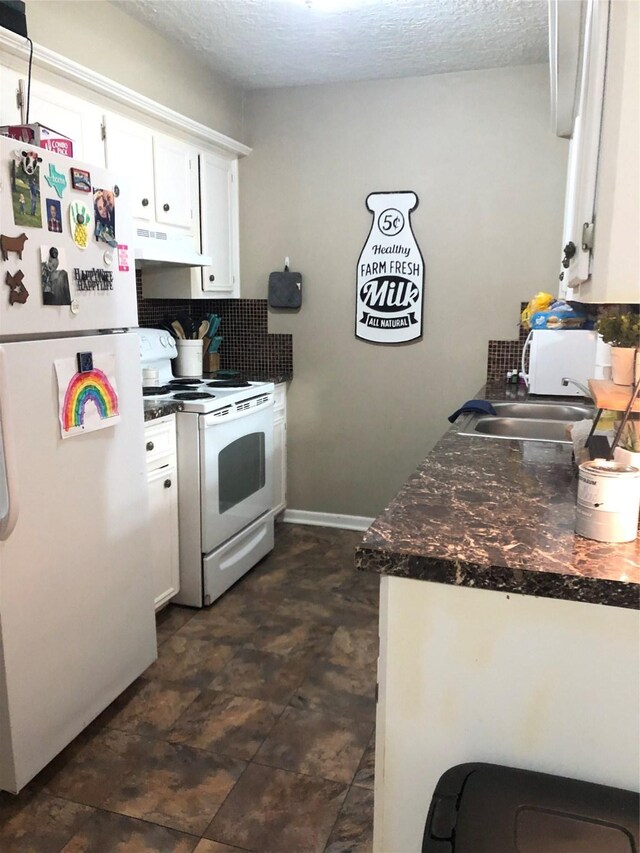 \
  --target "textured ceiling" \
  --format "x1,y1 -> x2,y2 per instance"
113,0 -> 549,90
